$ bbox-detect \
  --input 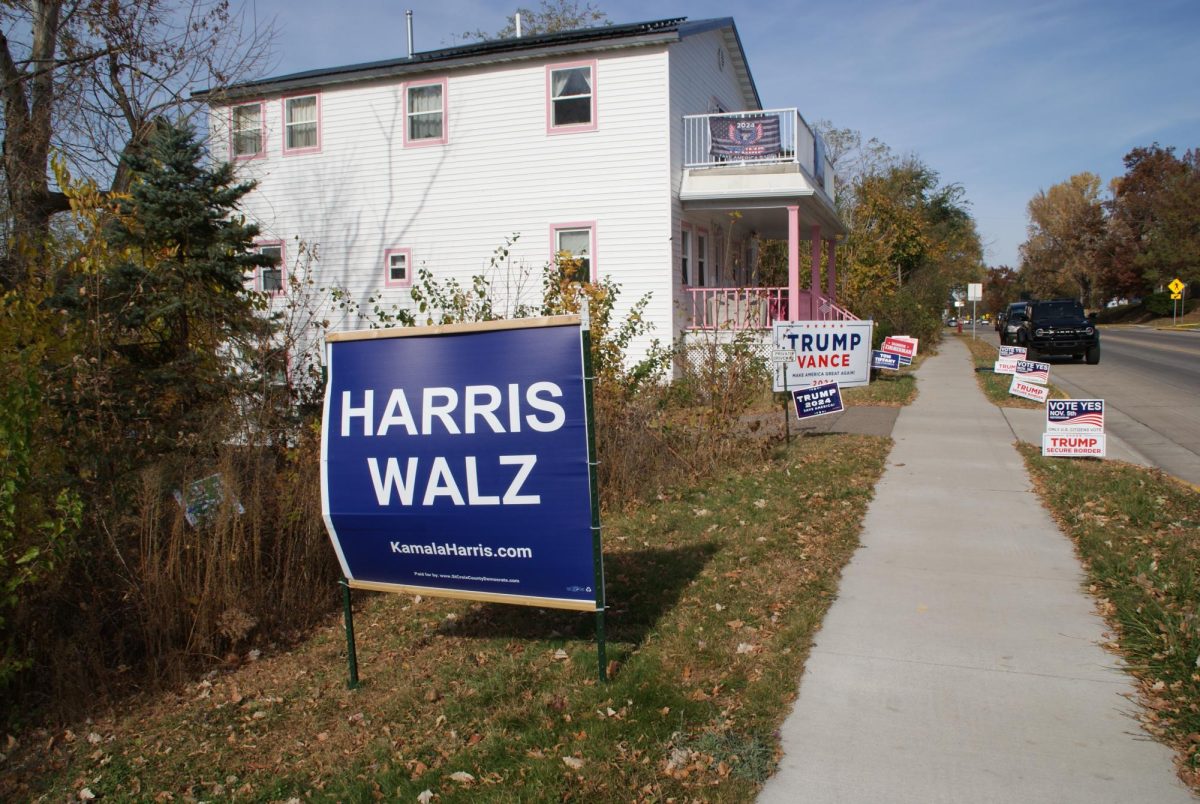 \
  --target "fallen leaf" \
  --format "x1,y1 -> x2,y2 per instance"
562,756 -> 584,770
726,620 -> 744,630
449,771 -> 475,784
79,789 -> 96,802
552,649 -> 569,661
416,791 -> 434,804
736,642 -> 756,654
